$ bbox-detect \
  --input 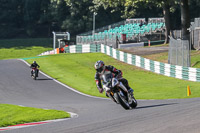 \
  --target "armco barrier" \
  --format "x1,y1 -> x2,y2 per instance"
39,44 -> 200,82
